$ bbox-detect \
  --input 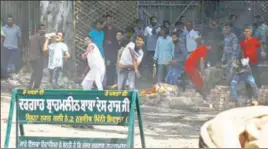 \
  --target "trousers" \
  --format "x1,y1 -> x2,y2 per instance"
117,68 -> 136,90
185,67 -> 204,89
230,73 -> 259,101
1,47 -> 21,73
49,67 -> 62,89
29,60 -> 44,88
157,64 -> 168,83
245,63 -> 261,98
106,63 -> 117,86
81,69 -> 104,90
